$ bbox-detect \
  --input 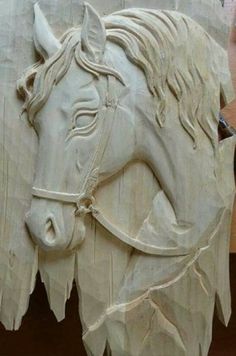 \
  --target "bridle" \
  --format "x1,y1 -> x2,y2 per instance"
32,74 -> 118,216
31,75 -> 225,257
